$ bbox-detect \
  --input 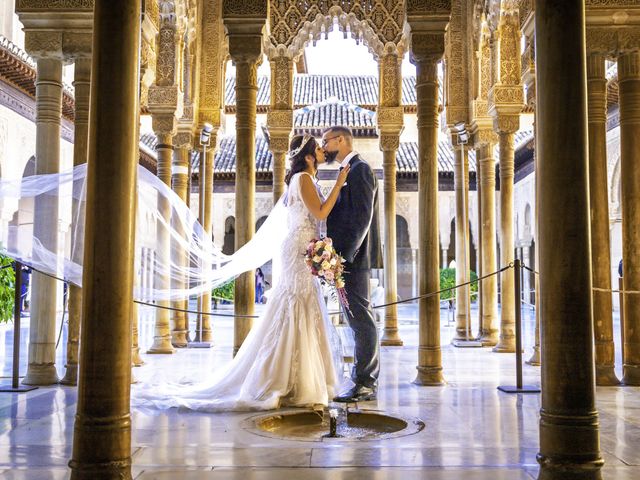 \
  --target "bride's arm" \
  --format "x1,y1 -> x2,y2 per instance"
300,167 -> 350,220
